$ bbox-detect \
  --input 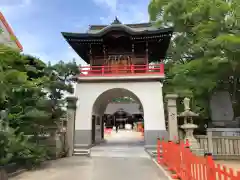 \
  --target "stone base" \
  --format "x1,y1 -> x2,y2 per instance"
144,130 -> 168,147
74,130 -> 92,147
184,137 -> 200,150
74,130 -> 106,148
